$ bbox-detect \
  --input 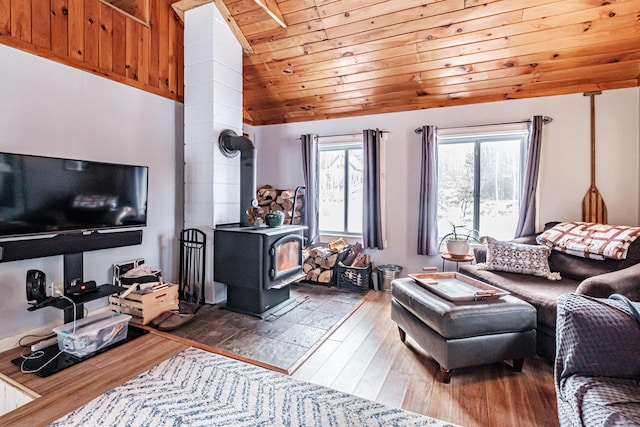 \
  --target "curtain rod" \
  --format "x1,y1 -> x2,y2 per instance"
413,116 -> 553,134
296,130 -> 389,140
